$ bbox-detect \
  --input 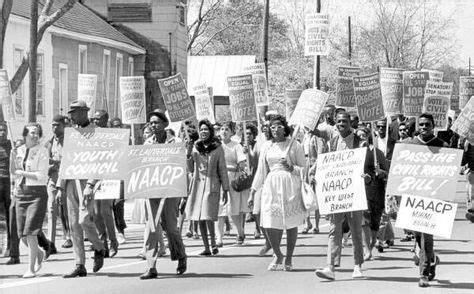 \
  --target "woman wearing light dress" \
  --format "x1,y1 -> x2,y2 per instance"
248,114 -> 306,271
216,121 -> 250,246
